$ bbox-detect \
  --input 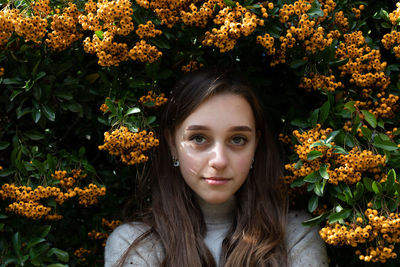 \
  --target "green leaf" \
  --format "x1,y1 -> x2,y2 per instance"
147,116 -> 156,124
308,195 -> 319,213
47,248 -> 69,262
223,0 -> 236,7
47,264 -> 68,267
310,109 -> 319,126
0,141 -> 10,150
329,58 -> 349,67
388,169 -> 396,182
10,89 -> 23,101
302,213 -> 328,227
126,107 -> 141,116
12,232 -> 23,265
105,98 -> 117,115
32,109 -> 41,123
314,180 -> 325,196
0,168 -> 15,177
290,59 -> 307,69
95,30 -> 104,40
294,160 -> 303,169
363,177 -> 374,192
361,110 -> 376,128
360,126 -> 372,140
38,225 -> 51,238
304,171 -> 321,183
26,238 -> 46,250
373,139 -> 398,151
290,178 -> 306,188
333,146 -> 348,154
344,101 -> 356,113
307,150 -> 323,160
354,182 -> 364,201
310,141 -> 324,148
24,130 -> 45,140
372,181 -> 383,194
319,101 -> 330,124
328,209 -> 352,224
319,164 -> 329,179
42,105 -> 55,121
326,130 -> 340,143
